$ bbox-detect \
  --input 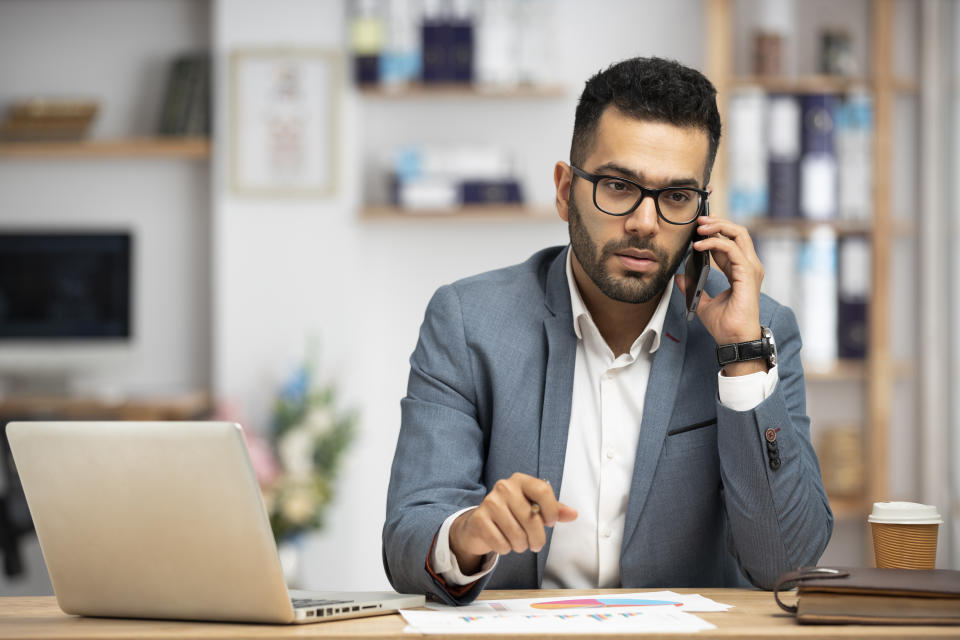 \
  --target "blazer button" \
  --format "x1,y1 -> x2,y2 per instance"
765,428 -> 777,443
769,456 -> 781,471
